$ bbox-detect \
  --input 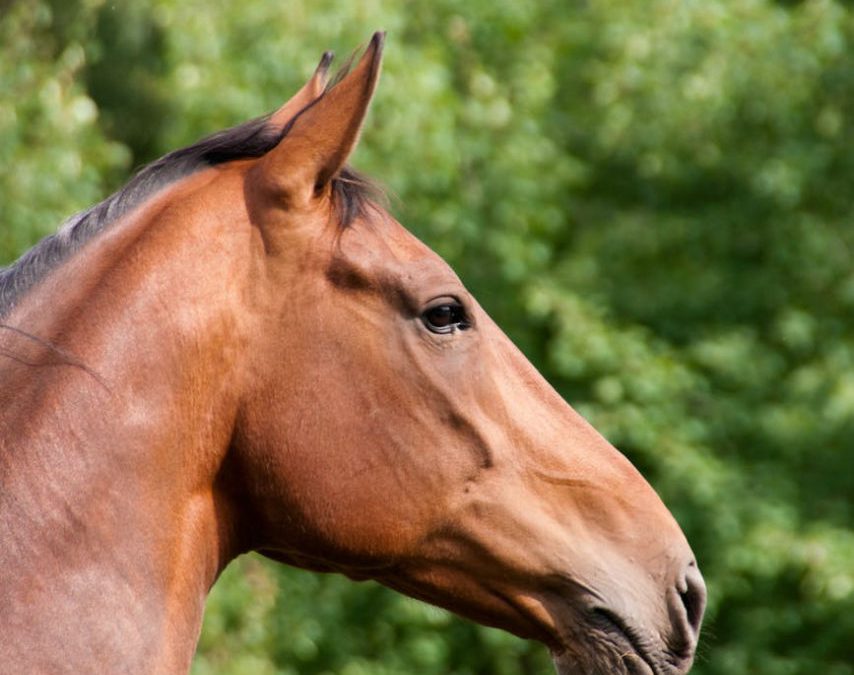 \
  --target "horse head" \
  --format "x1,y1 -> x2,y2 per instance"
228,34 -> 705,674
0,33 -> 704,675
